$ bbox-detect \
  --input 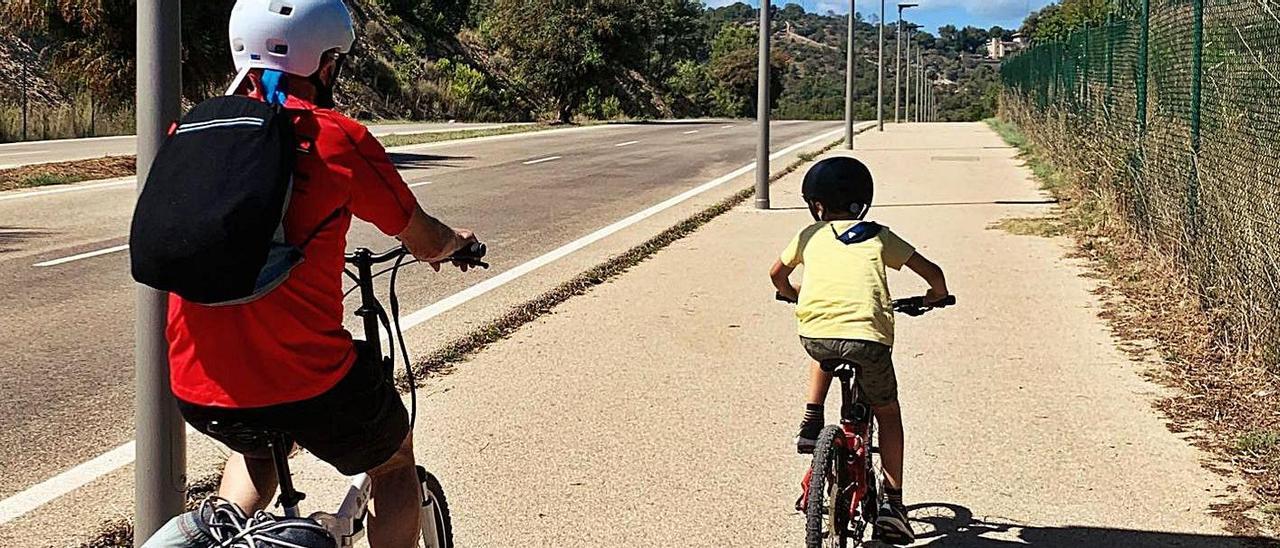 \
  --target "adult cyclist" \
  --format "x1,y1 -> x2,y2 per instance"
144,1 -> 475,547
